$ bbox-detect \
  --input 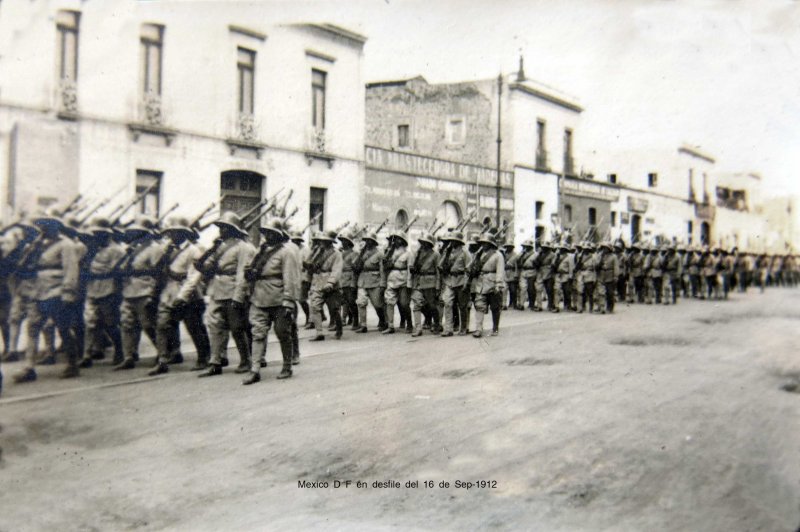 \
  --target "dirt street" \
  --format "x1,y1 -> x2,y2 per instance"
1,289 -> 799,531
